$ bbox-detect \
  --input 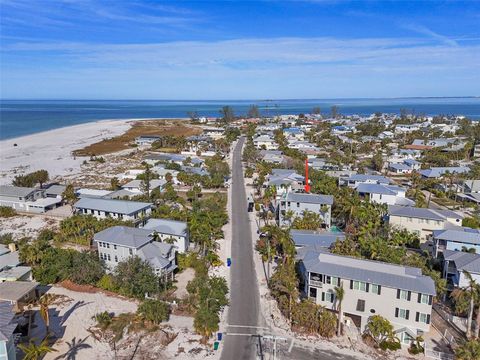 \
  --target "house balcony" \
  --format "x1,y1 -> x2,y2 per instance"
309,280 -> 323,288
